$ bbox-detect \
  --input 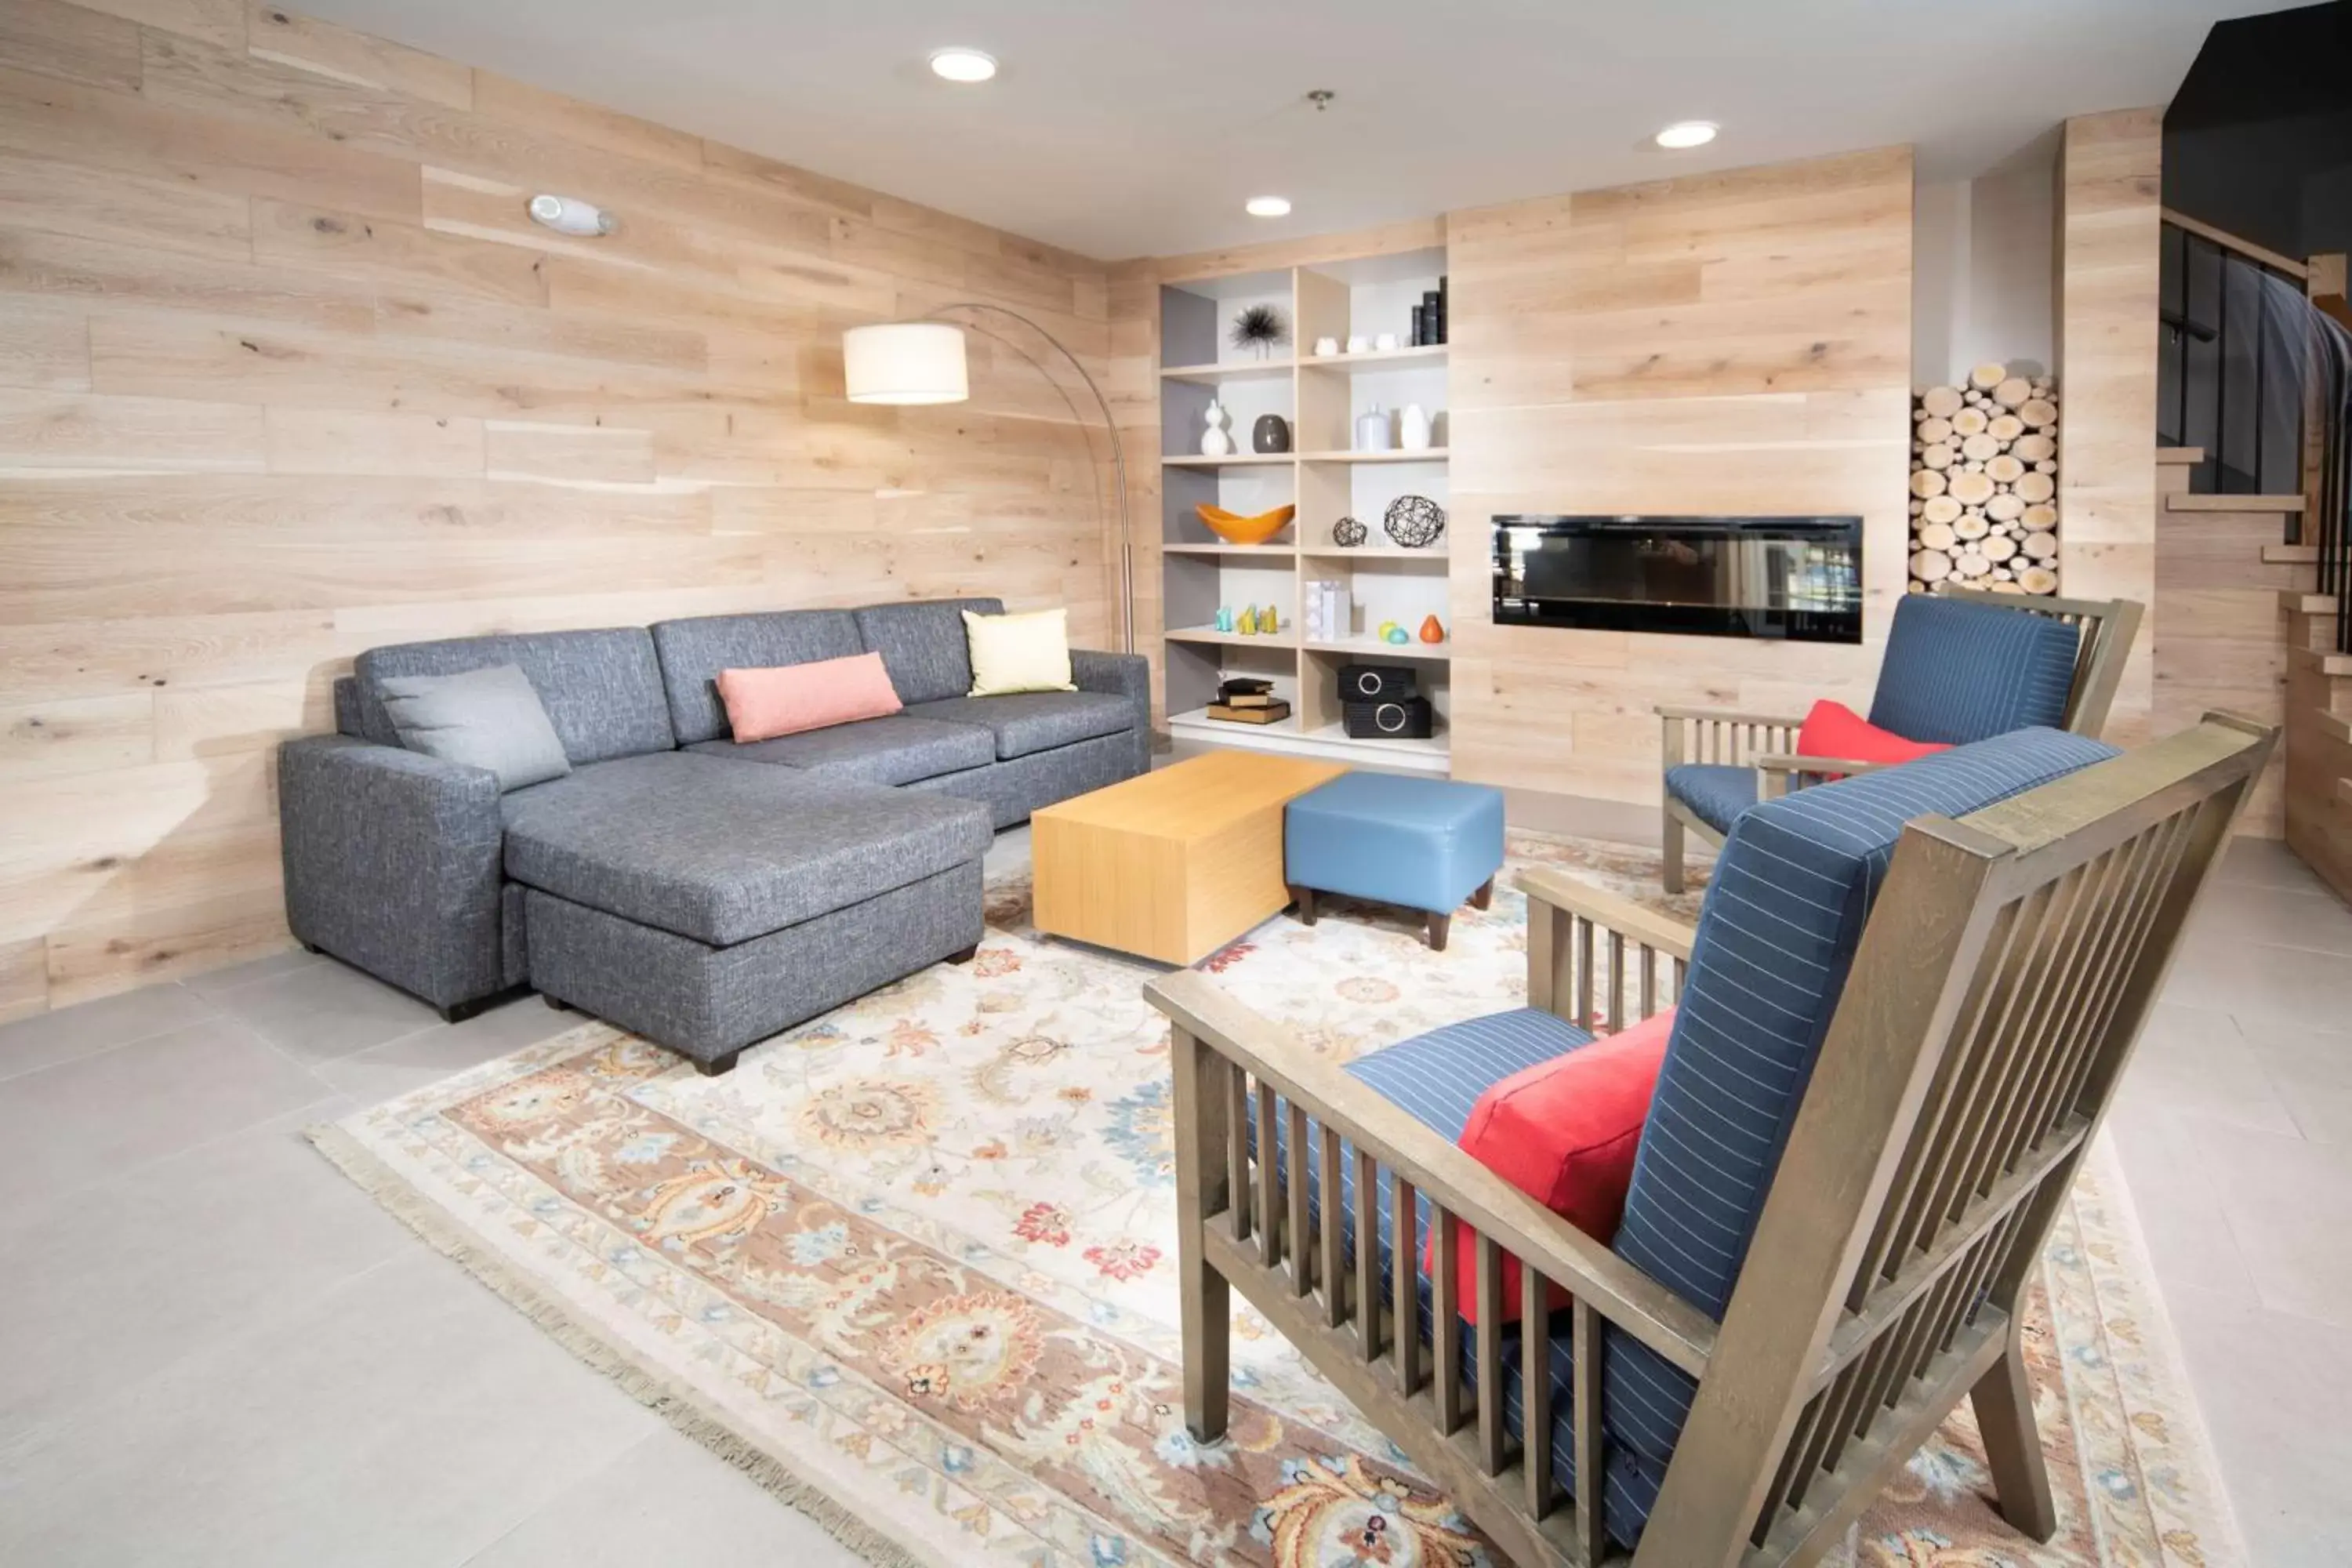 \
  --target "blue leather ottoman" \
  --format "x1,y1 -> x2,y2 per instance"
1283,772 -> 1506,950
